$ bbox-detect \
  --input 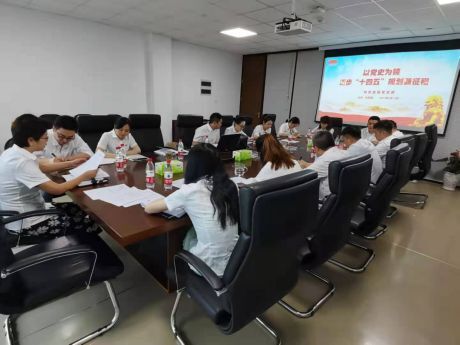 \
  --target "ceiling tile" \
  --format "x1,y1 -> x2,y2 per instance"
257,0 -> 291,6
29,0 -> 80,13
314,0 -> 378,10
245,22 -> 274,34
375,29 -> 414,39
392,7 -> 449,30
244,7 -> 287,23
352,13 -> 405,32
411,26 -> 454,36
274,0 -> 319,16
214,0 -> 267,14
334,2 -> 385,19
376,0 -> 435,14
